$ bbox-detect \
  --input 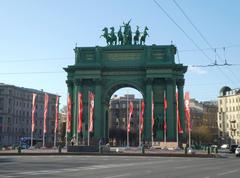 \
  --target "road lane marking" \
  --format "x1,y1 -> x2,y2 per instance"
175,165 -> 191,169
104,173 -> 131,178
7,159 -> 174,176
217,169 -> 238,176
